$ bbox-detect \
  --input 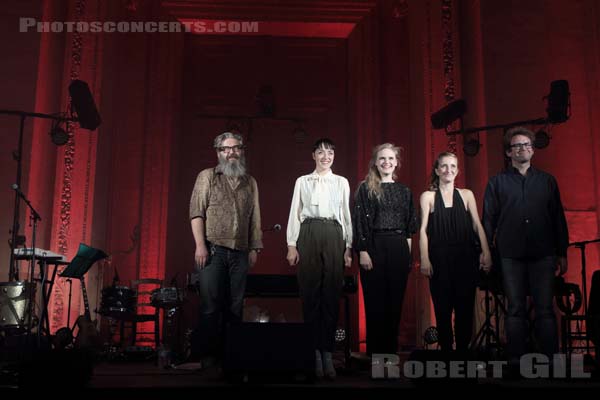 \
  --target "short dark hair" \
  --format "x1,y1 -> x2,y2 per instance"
313,138 -> 335,152
503,126 -> 534,152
